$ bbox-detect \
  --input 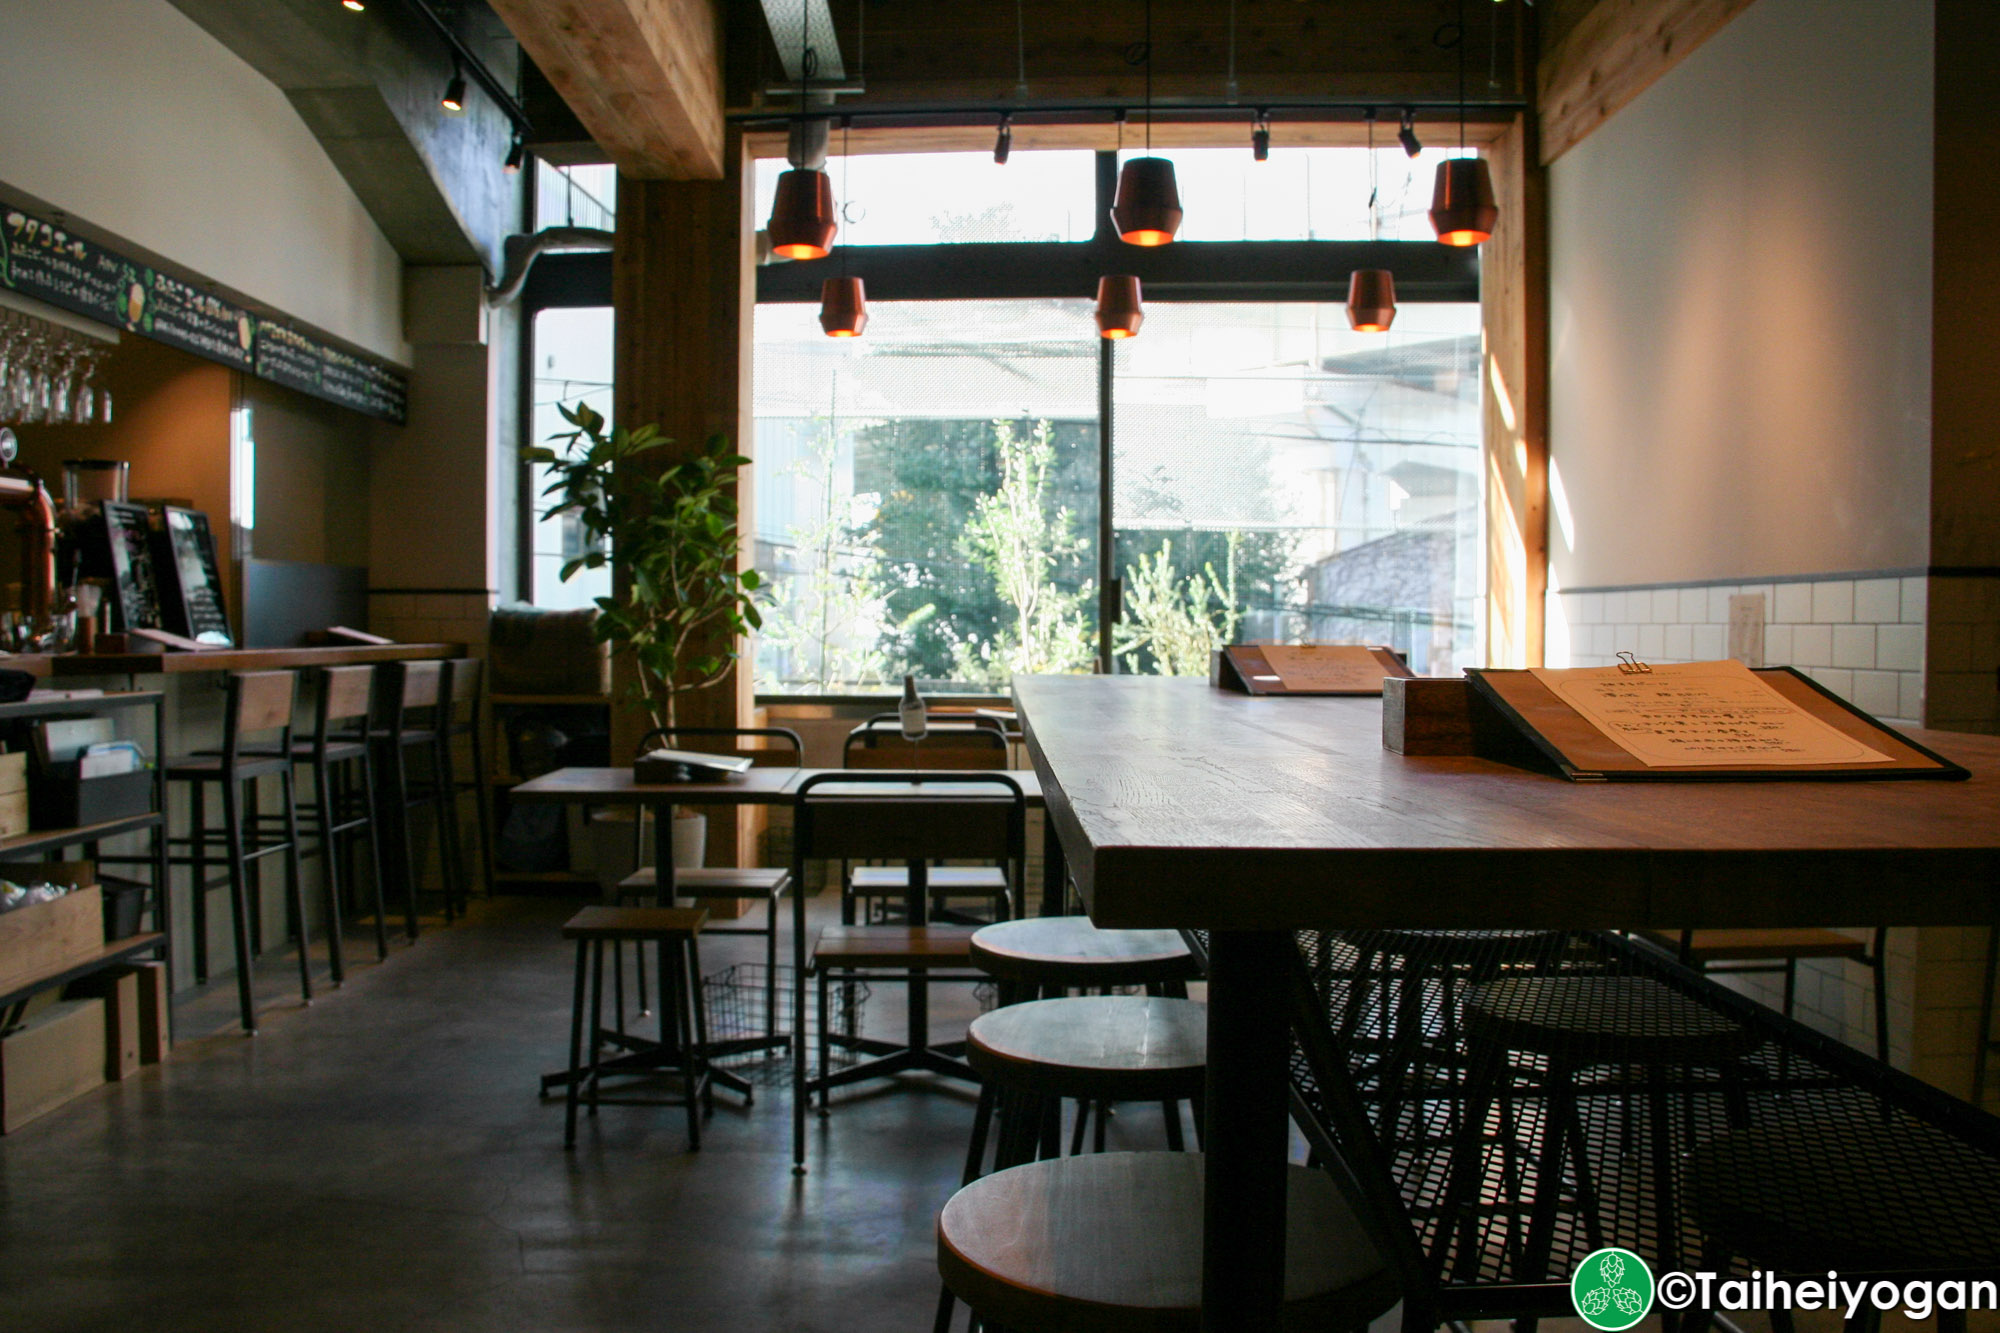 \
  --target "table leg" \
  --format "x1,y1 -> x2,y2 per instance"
1202,930 -> 1292,1331
1039,813 -> 1067,917
793,842 -> 810,1174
